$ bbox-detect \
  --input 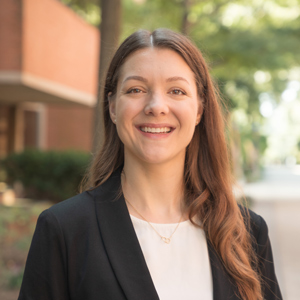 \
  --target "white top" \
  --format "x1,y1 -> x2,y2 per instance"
130,215 -> 213,300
